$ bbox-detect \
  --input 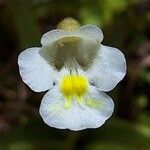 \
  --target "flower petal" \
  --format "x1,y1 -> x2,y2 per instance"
39,86 -> 114,131
41,25 -> 103,47
77,25 -> 104,42
41,29 -> 69,46
18,47 -> 57,92
87,45 -> 127,91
